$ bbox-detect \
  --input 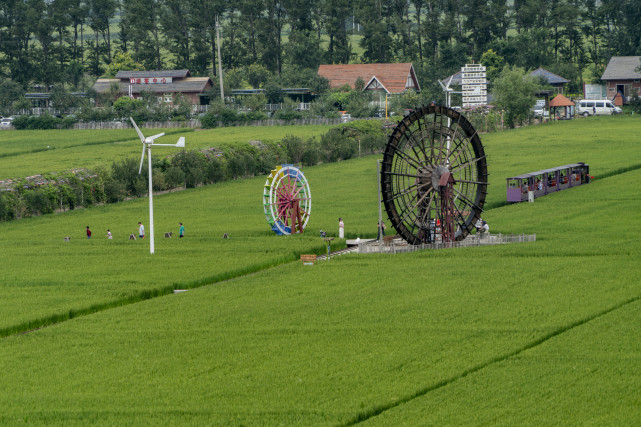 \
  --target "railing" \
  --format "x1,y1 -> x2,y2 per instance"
73,117 -> 341,130
357,233 -> 537,254
74,120 -> 200,130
